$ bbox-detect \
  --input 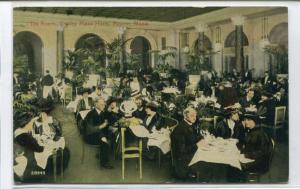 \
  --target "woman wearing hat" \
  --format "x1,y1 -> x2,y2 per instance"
213,108 -> 245,142
14,112 -> 45,182
76,88 -> 94,112
31,99 -> 70,173
240,112 -> 273,174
